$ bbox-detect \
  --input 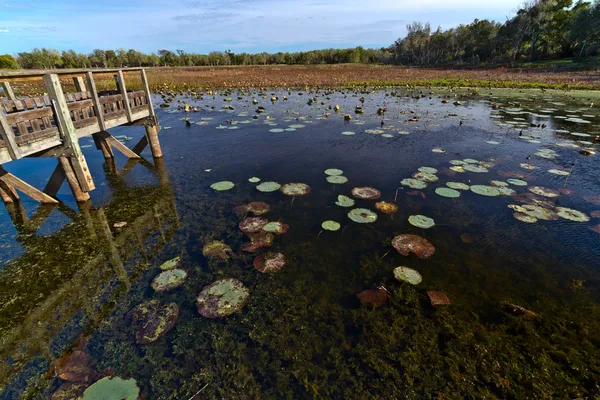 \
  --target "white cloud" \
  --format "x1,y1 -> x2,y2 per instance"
0,28 -> 8,32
